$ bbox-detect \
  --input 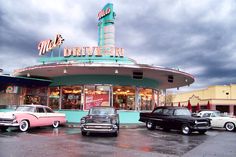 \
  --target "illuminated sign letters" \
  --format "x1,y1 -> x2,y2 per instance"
98,7 -> 111,19
64,46 -> 124,58
38,34 -> 64,55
